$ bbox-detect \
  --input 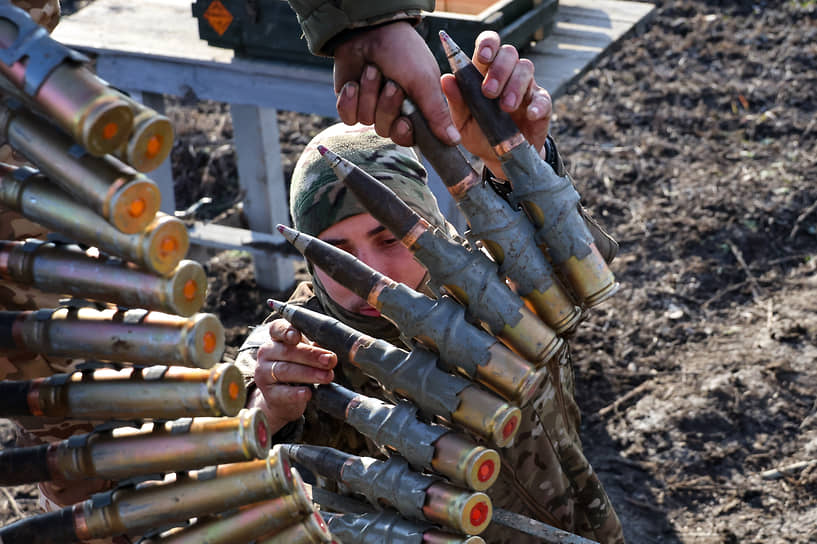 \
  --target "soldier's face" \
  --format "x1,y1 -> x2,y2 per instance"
313,213 -> 427,316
